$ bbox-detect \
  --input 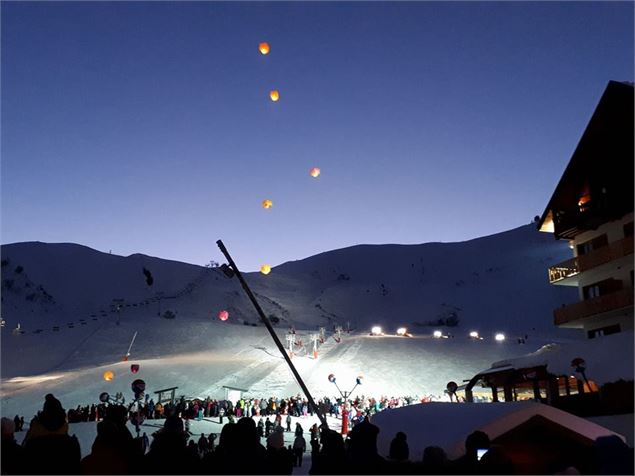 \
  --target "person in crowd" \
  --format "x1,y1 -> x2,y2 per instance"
592,434 -> 634,475
309,428 -> 346,475
258,417 -> 265,438
344,419 -> 387,475
1,417 -> 24,475
187,439 -> 199,460
388,431 -> 409,461
81,420 -> 130,474
452,430 -> 490,474
421,445 -> 448,474
197,433 -> 209,456
479,444 -> 515,475
296,422 -> 304,438
265,417 -> 273,437
293,432 -> 306,467
265,427 -> 293,474
142,415 -> 199,474
285,413 -> 292,432
22,394 -> 81,475
12,416 -> 20,433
